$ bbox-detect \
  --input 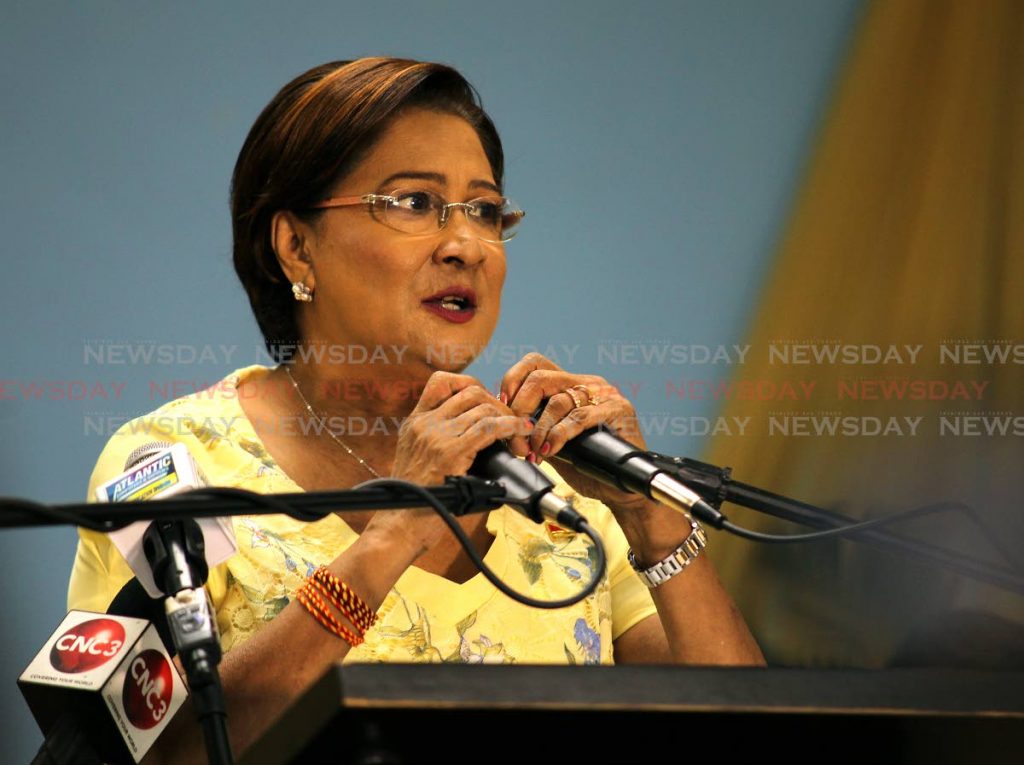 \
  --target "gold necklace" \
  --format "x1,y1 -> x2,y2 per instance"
282,365 -> 382,479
